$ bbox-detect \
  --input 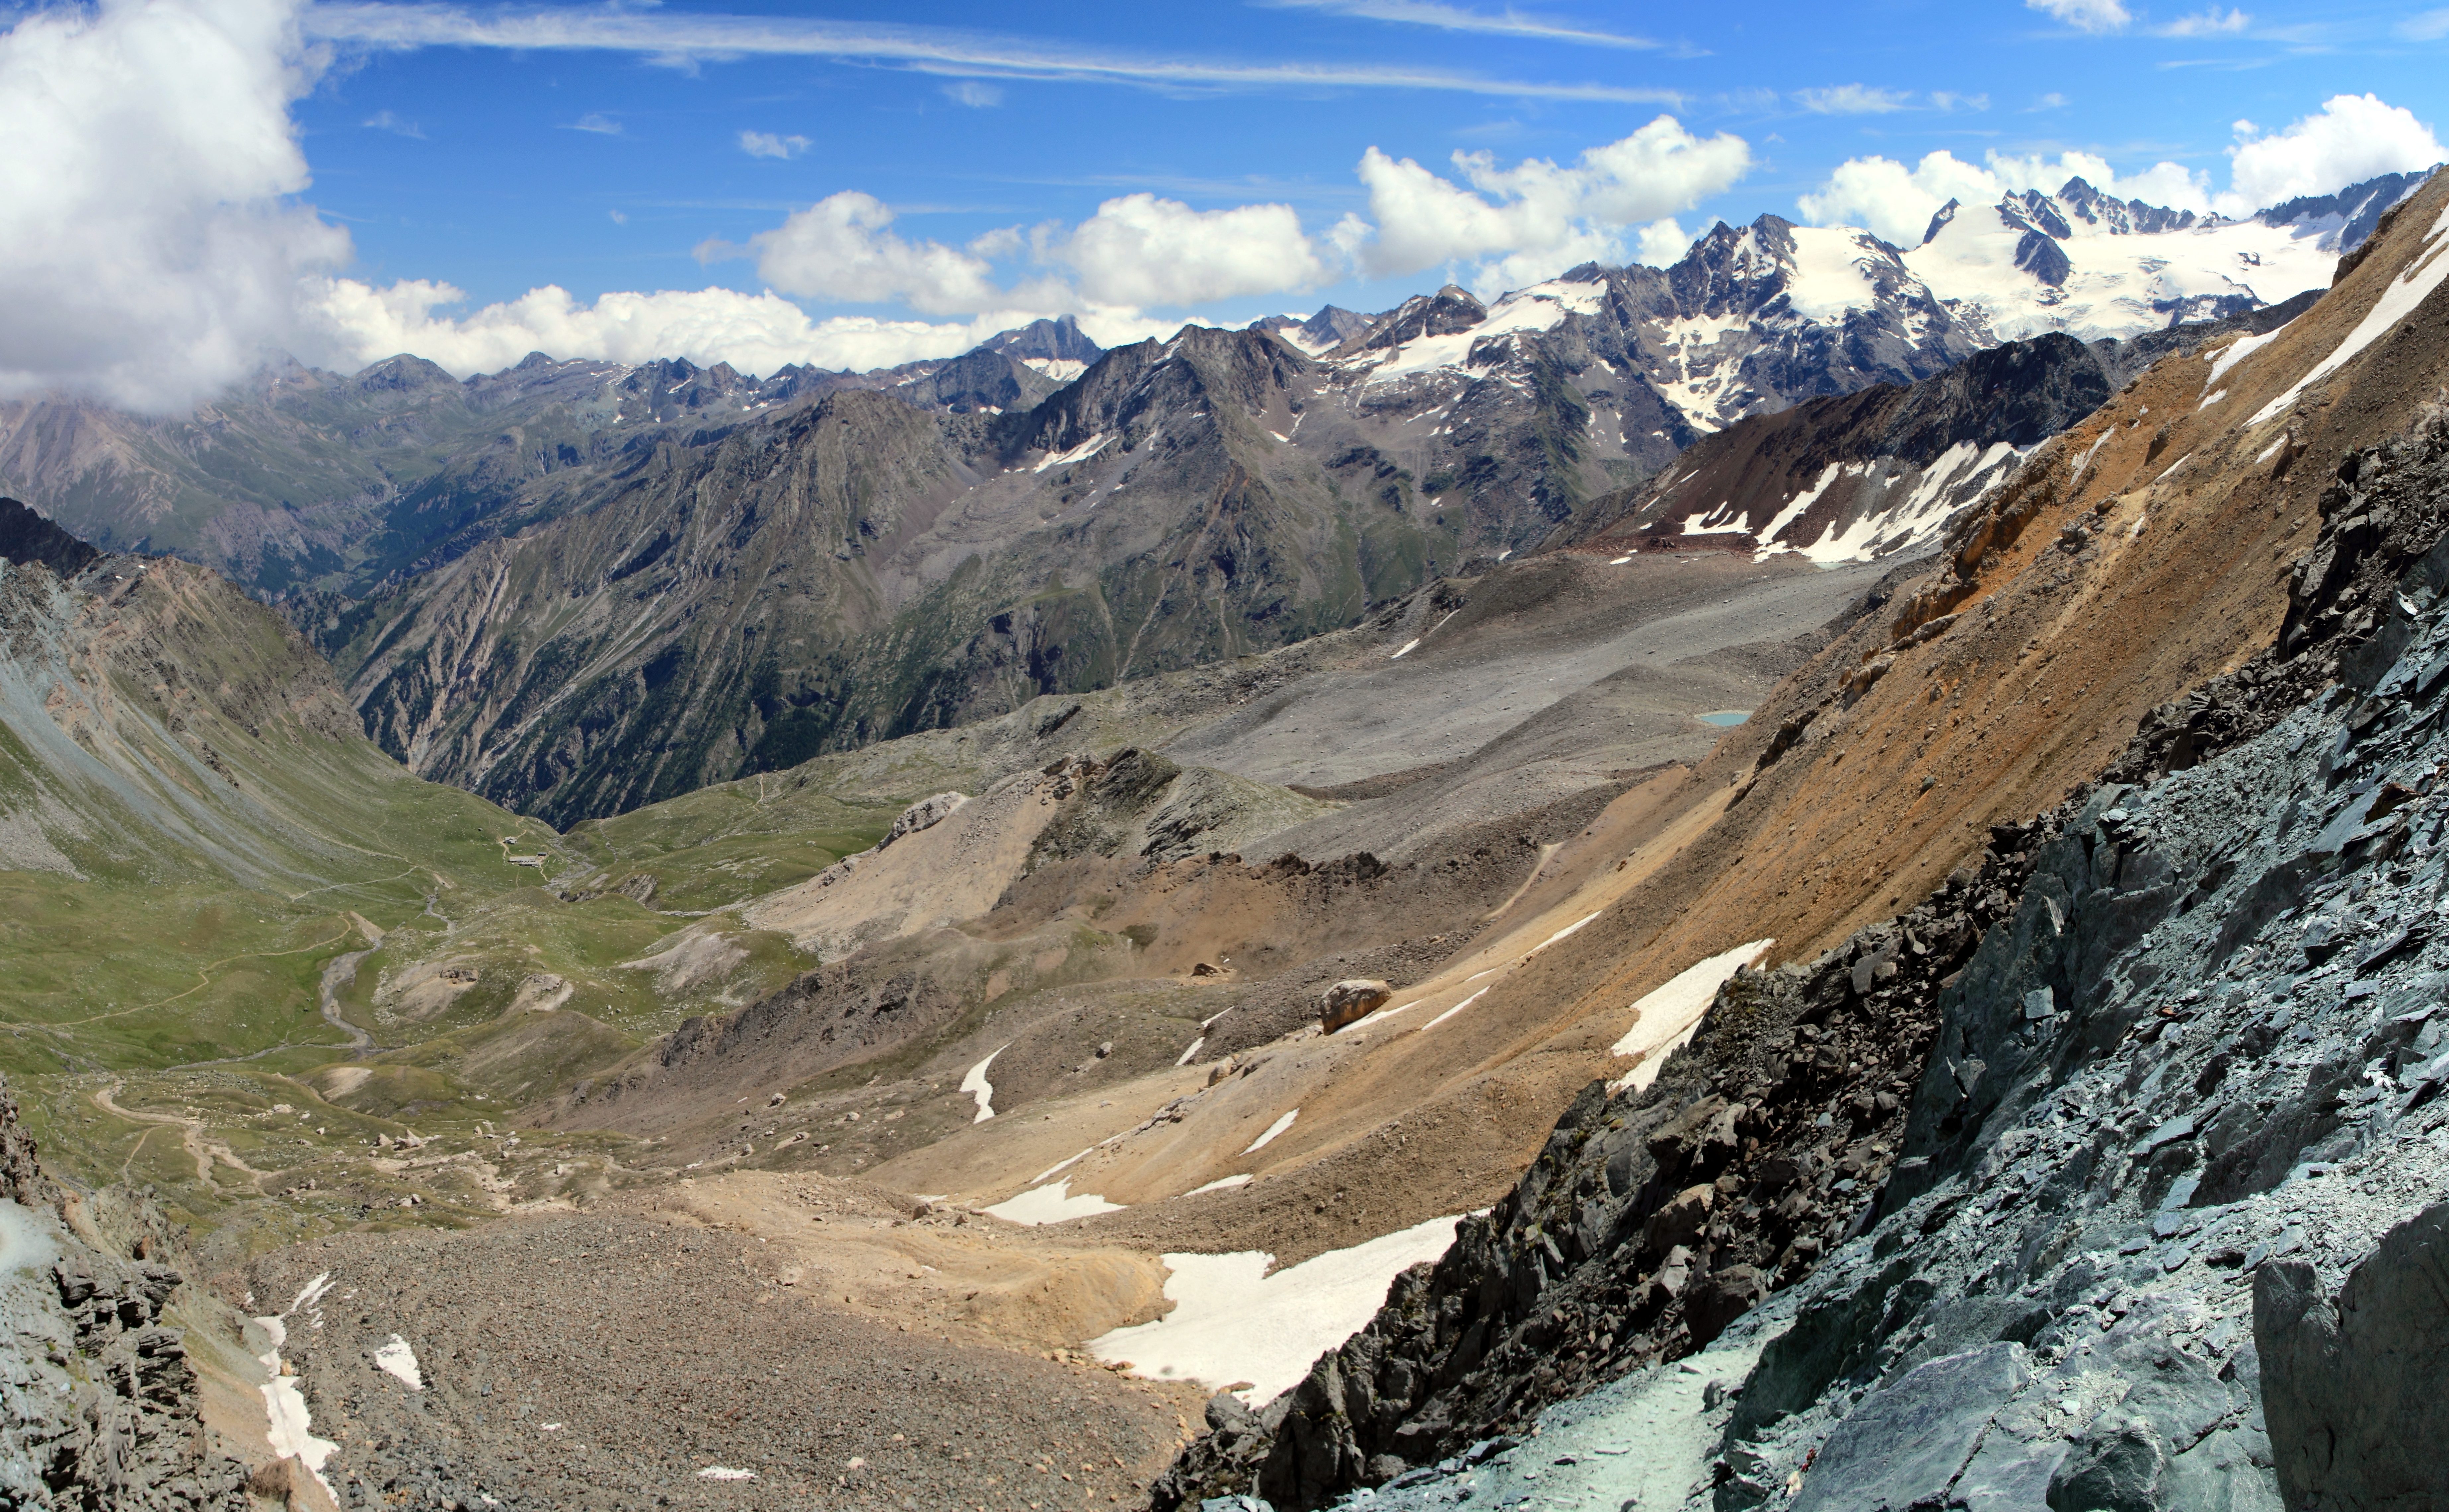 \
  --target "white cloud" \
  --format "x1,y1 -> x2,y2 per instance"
1335,116 -> 1752,292
1796,147 -> 2212,246
1050,195 -> 1328,308
1795,85 -> 1911,115
0,0 -> 351,412
2156,7 -> 2250,35
300,276 -> 1187,379
701,192 -> 1007,314
1797,94 -> 2444,245
1633,219 -> 1694,267
2025,0 -> 2132,32
1931,92 -> 1991,113
2221,94 -> 2446,212
739,130 -> 811,159
362,109 -> 424,138
941,80 -> 1002,107
2031,92 -> 2070,110
2401,8 -> 2449,40
564,112 -> 622,135
1259,0 -> 1660,48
